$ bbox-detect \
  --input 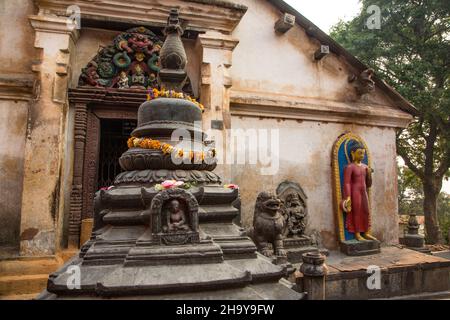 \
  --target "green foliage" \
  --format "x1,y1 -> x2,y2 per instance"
330,0 -> 449,181
331,0 -> 450,243
397,165 -> 423,216
398,164 -> 450,242
437,192 -> 450,243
